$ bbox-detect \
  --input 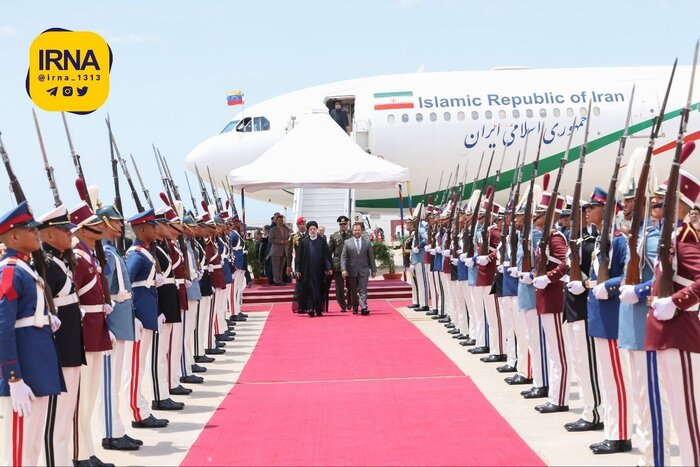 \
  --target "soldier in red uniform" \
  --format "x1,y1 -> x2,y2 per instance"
68,202 -> 114,466
532,192 -> 570,413
645,170 -> 700,466
204,213 -> 227,355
